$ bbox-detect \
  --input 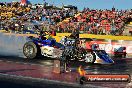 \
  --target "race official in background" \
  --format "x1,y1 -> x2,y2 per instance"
70,24 -> 80,47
